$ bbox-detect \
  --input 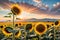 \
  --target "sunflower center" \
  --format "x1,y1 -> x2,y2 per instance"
4,27 -> 13,33
26,24 -> 32,31
36,24 -> 45,33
